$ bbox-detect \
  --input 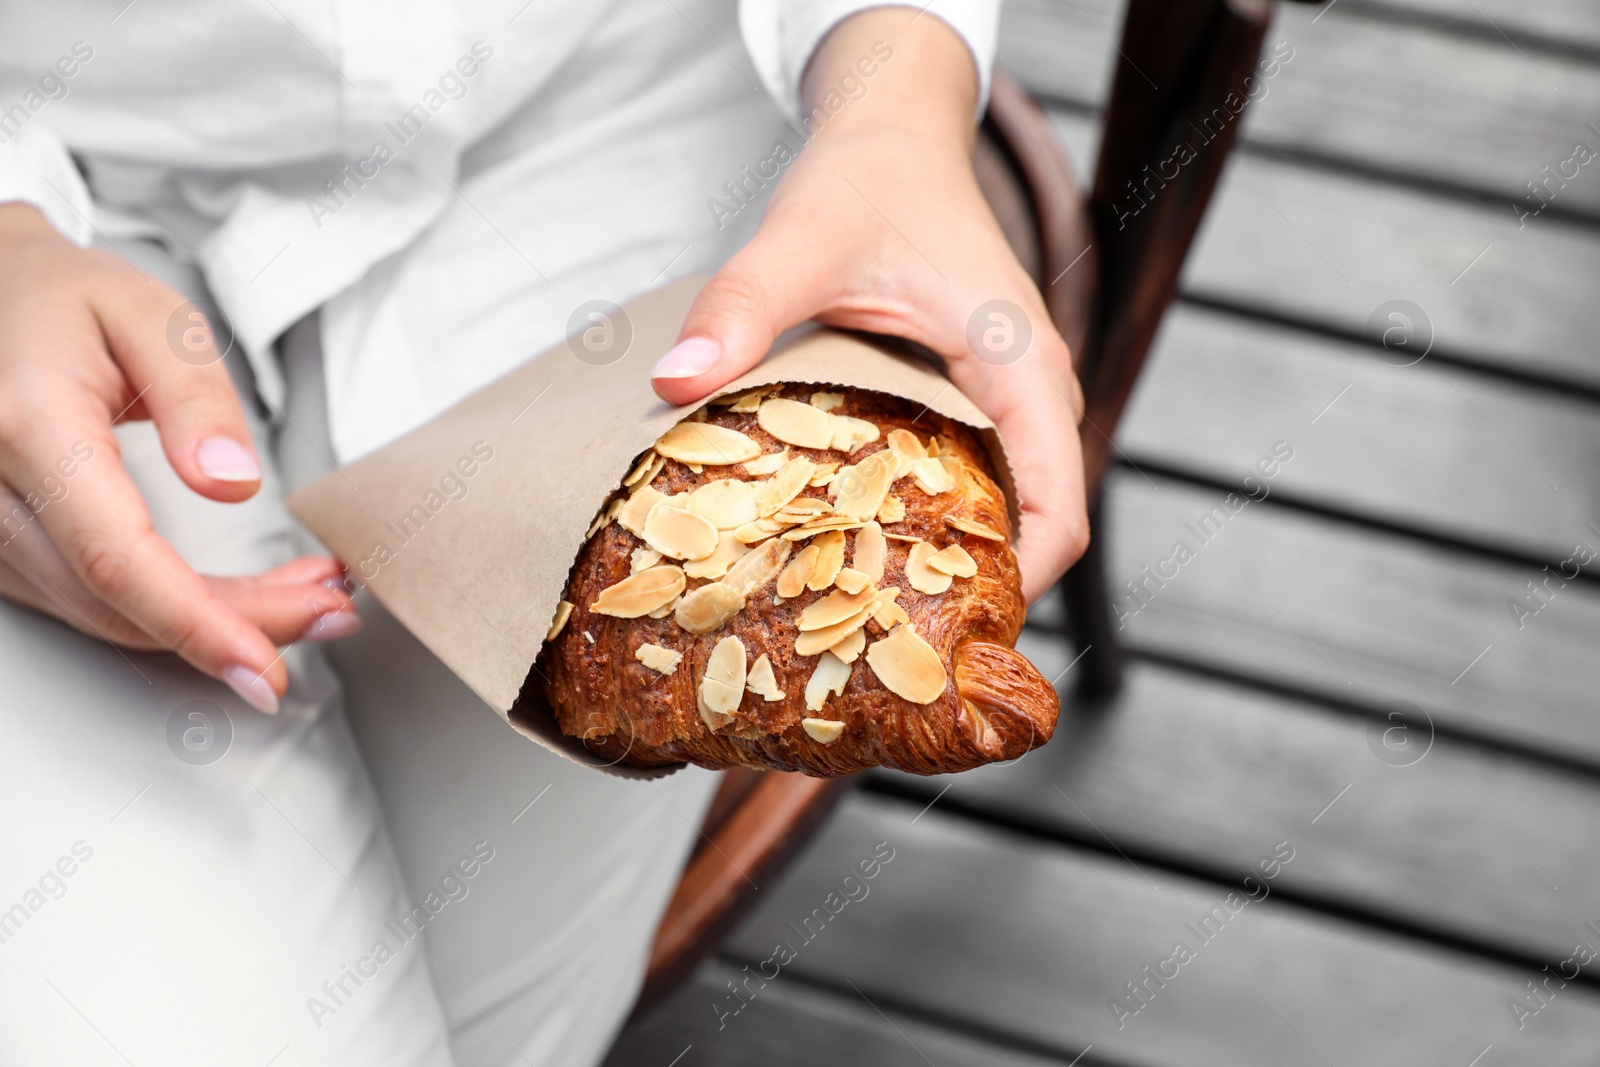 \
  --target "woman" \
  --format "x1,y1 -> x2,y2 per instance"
0,2 -> 1086,1064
